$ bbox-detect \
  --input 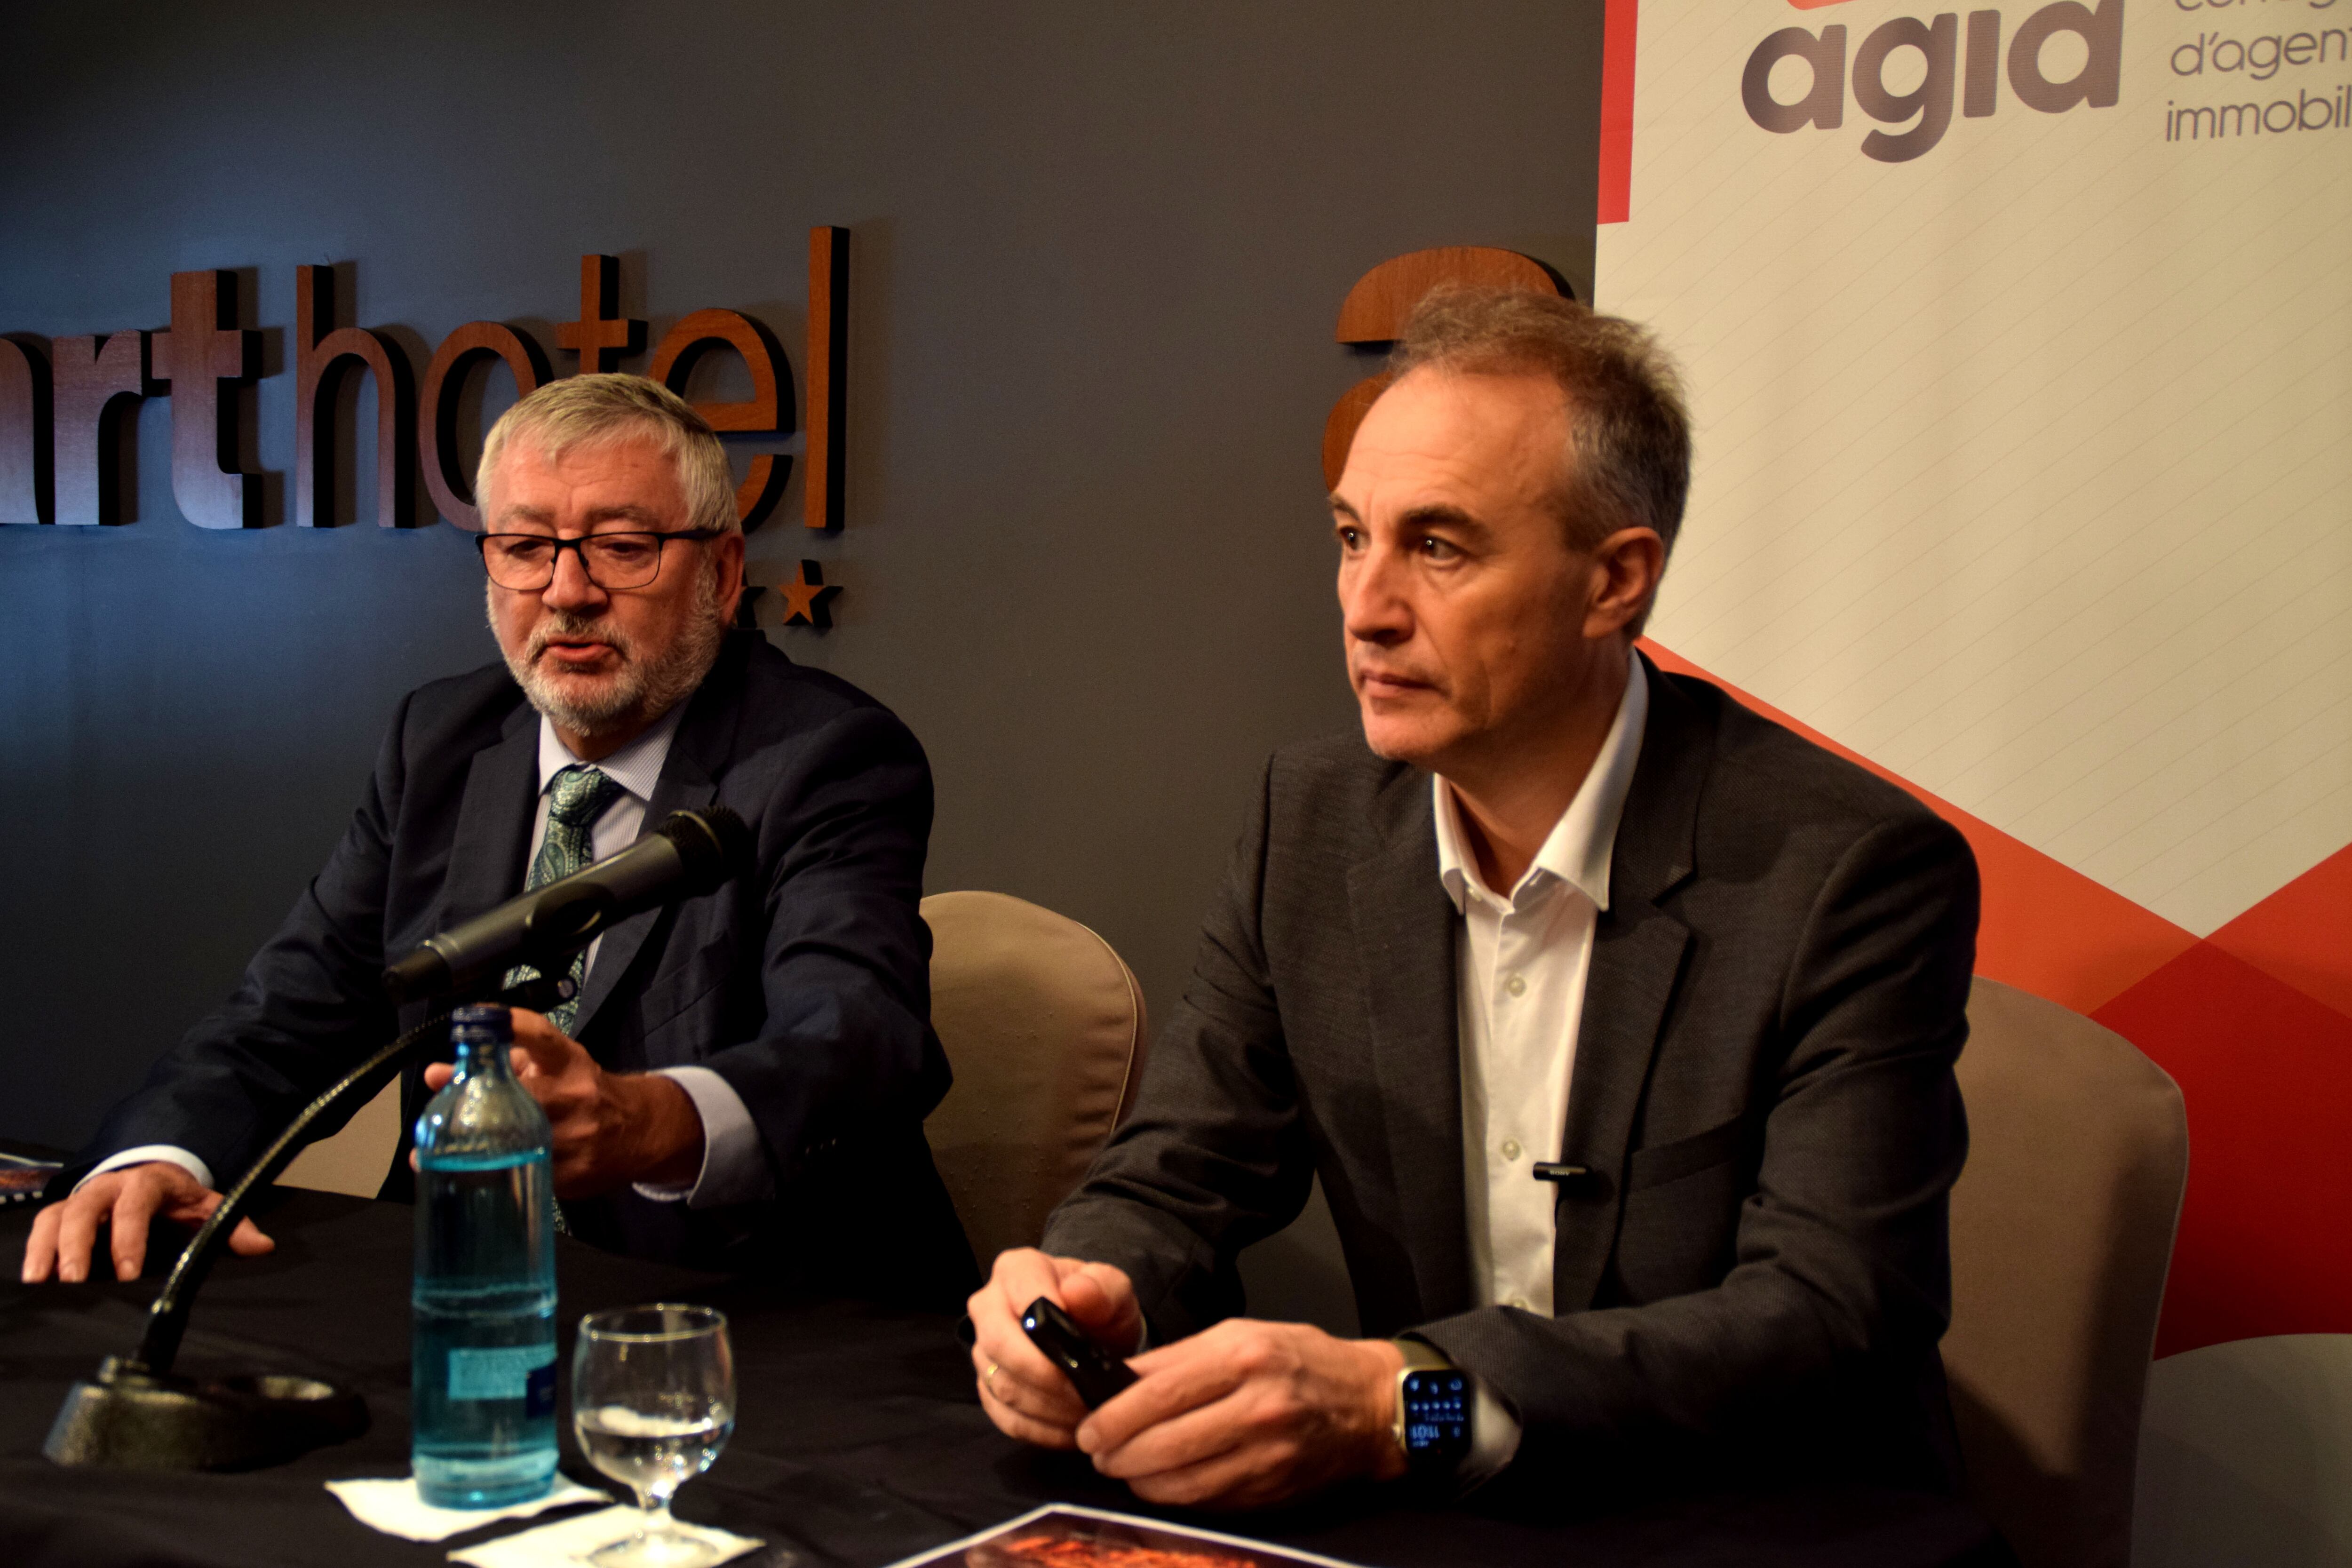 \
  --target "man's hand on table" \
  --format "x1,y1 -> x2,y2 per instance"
20,1162 -> 275,1283
969,1246 -> 1147,1447
969,1247 -> 1408,1509
419,1009 -> 703,1197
